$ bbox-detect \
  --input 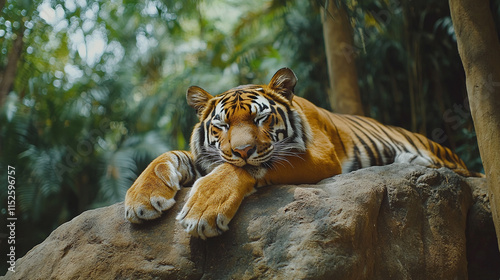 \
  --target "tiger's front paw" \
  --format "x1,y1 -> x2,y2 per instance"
176,205 -> 231,240
125,162 -> 181,223
175,180 -> 235,239
176,164 -> 256,239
